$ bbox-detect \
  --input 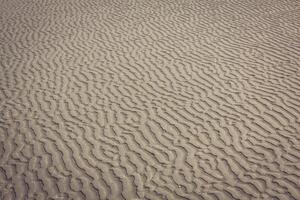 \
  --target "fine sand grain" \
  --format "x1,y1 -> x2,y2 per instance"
1,0 -> 300,199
